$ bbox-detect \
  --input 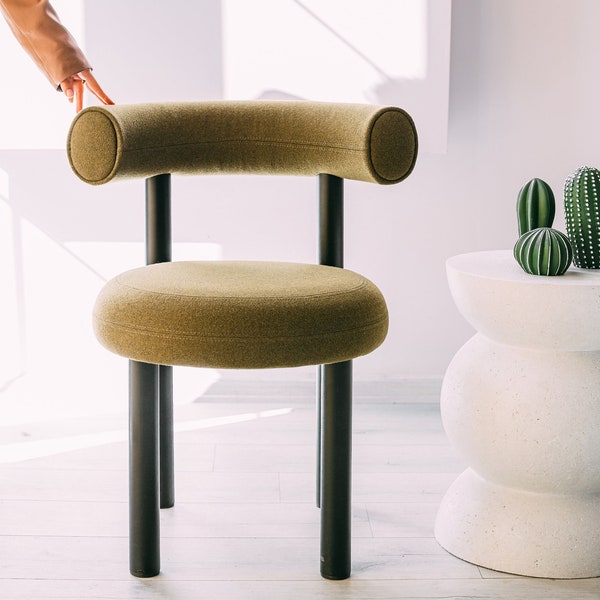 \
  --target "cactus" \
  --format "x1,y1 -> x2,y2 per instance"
514,227 -> 572,276
564,166 -> 600,268
517,178 -> 556,236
